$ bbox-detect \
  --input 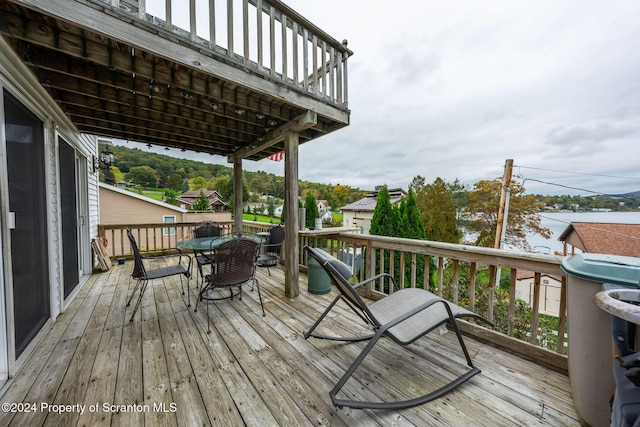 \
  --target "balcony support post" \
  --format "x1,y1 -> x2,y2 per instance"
283,131 -> 299,298
233,157 -> 243,233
